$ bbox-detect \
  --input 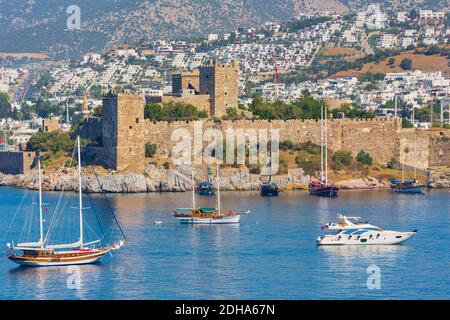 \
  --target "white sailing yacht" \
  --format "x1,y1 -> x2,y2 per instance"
7,136 -> 125,267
